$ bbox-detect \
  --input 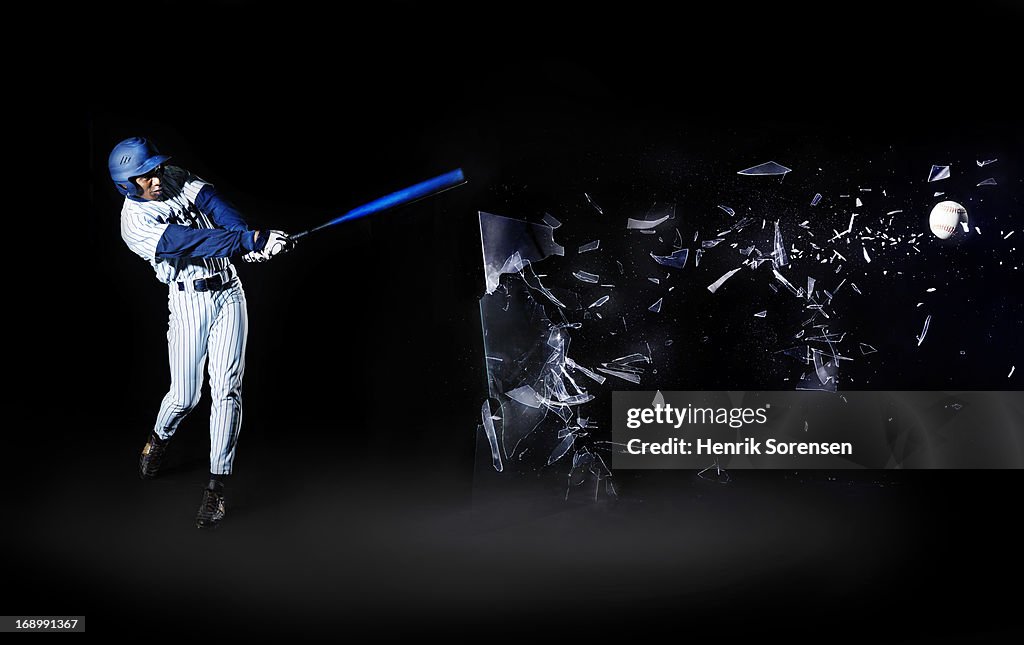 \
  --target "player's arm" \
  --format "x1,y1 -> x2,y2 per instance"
121,208 -> 266,260
194,185 -> 252,232
155,224 -> 267,259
